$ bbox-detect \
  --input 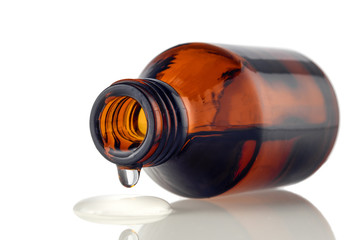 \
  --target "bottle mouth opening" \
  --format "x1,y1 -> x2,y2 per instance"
90,78 -> 188,169
99,96 -> 148,152
90,82 -> 157,167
